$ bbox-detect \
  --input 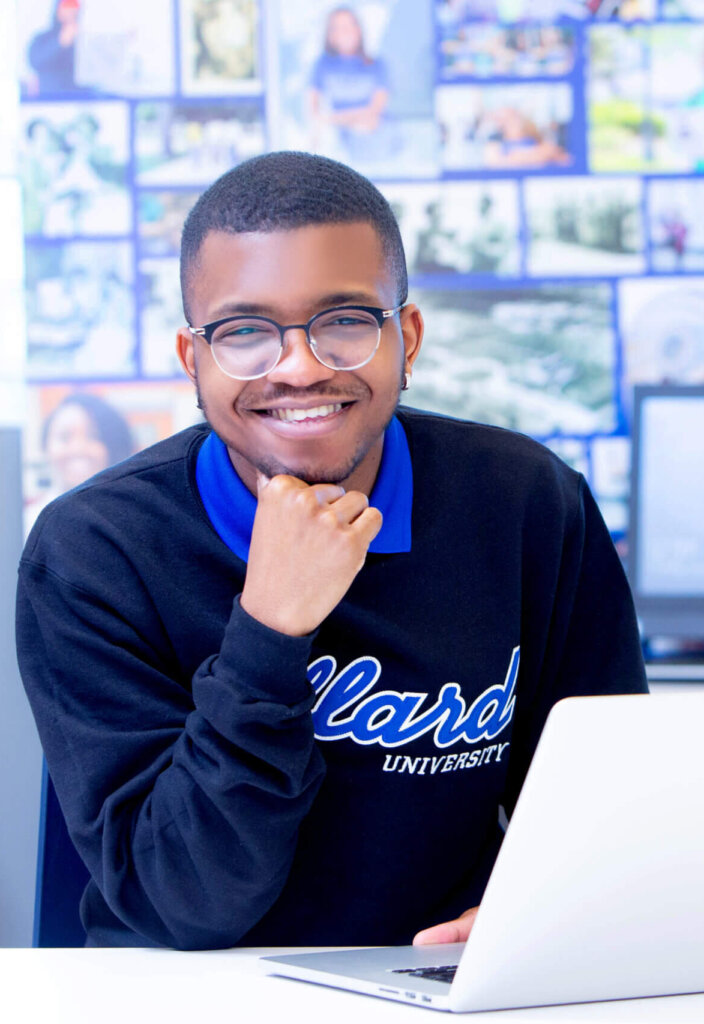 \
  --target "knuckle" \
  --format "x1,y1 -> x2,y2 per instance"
349,488 -> 368,507
319,507 -> 340,528
367,507 -> 383,529
300,487 -> 322,512
266,474 -> 290,498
